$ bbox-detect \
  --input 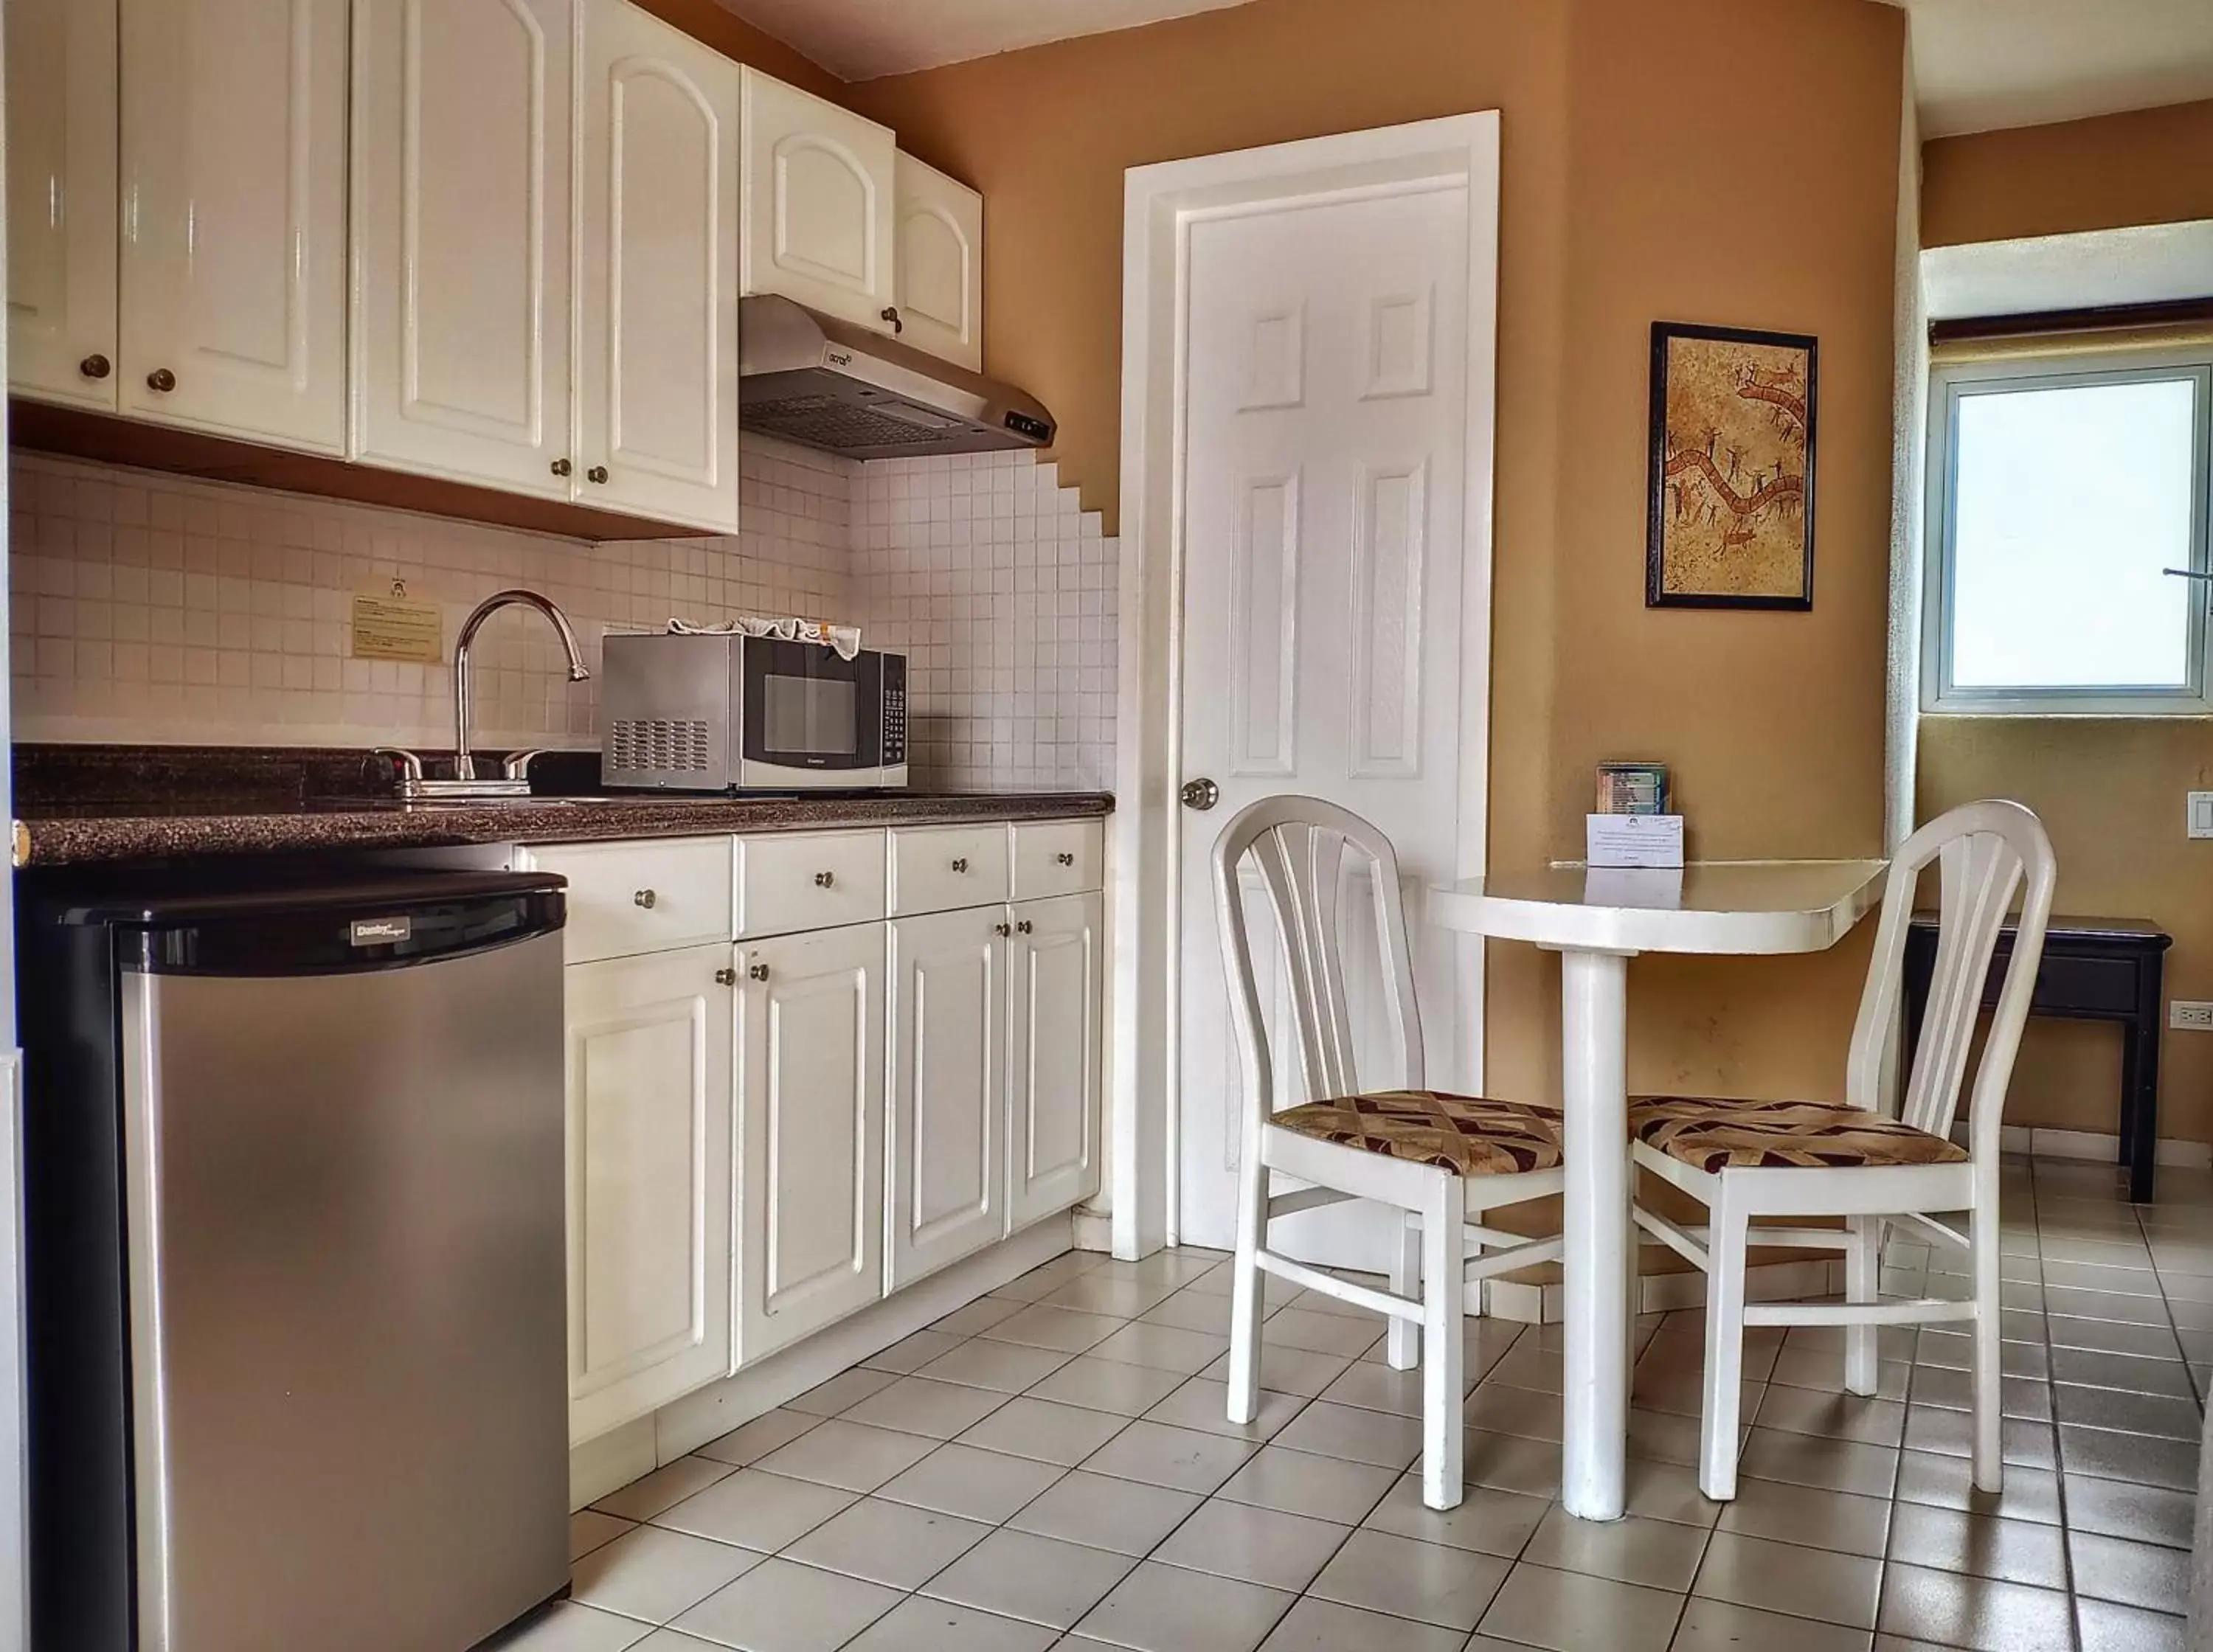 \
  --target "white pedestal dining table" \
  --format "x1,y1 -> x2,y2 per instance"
1428,858 -> 1888,1520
